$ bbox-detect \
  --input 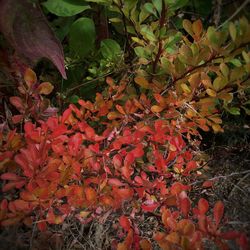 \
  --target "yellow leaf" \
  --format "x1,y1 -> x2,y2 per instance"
182,19 -> 193,36
24,68 -> 37,89
38,82 -> 54,95
206,89 -> 217,97
151,105 -> 164,113
213,76 -> 227,91
209,116 -> 222,124
107,111 -> 122,120
79,211 -> 90,219
229,22 -> 237,41
134,76 -> 149,89
219,63 -> 229,77
212,124 -> 224,133
181,83 -> 191,93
